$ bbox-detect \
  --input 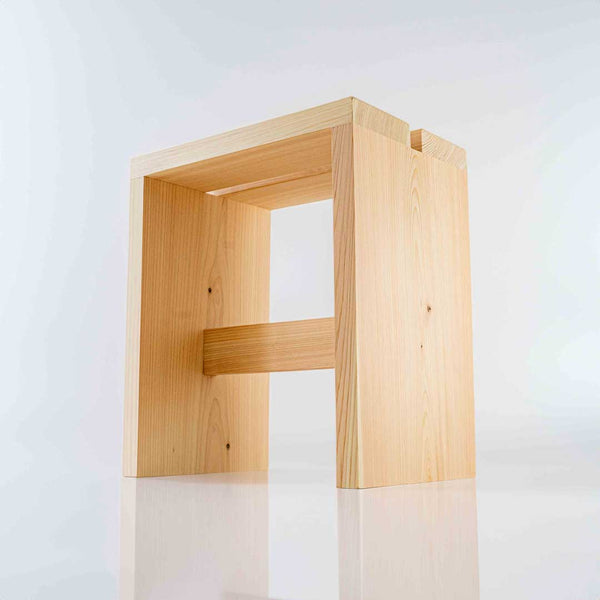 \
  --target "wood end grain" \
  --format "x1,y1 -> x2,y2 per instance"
410,129 -> 467,170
